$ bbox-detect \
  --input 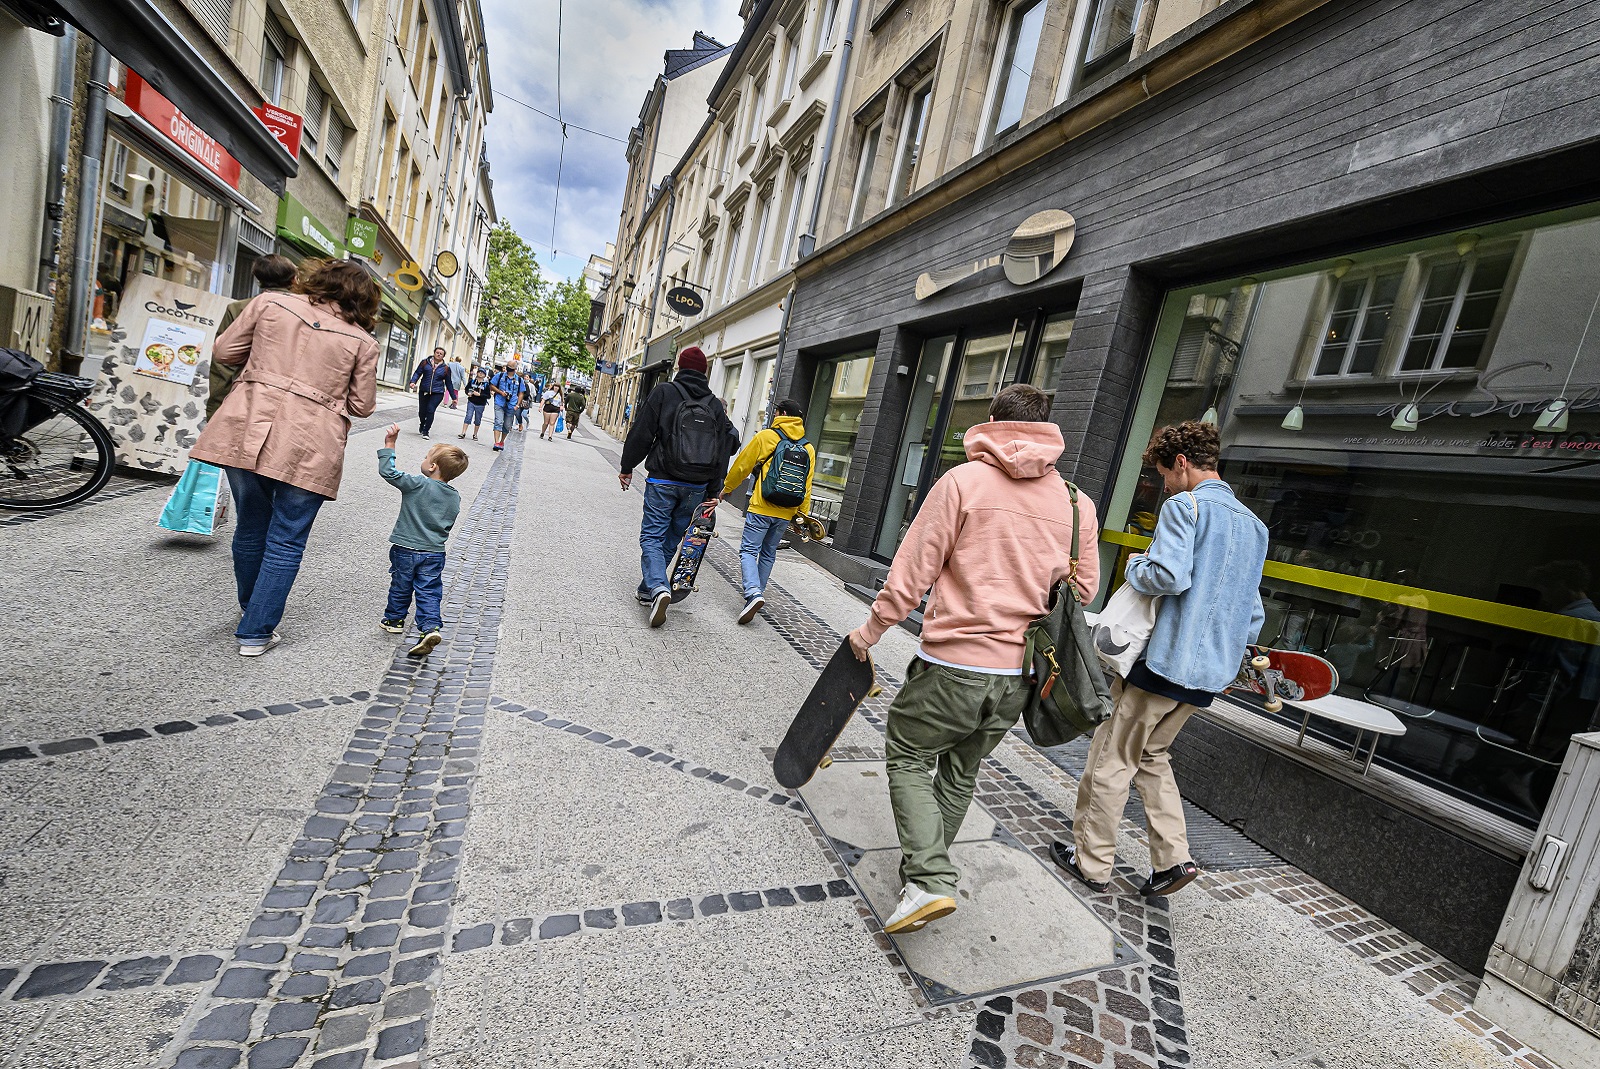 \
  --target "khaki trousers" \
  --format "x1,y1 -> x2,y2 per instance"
1072,680 -> 1196,883
886,657 -> 1029,897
